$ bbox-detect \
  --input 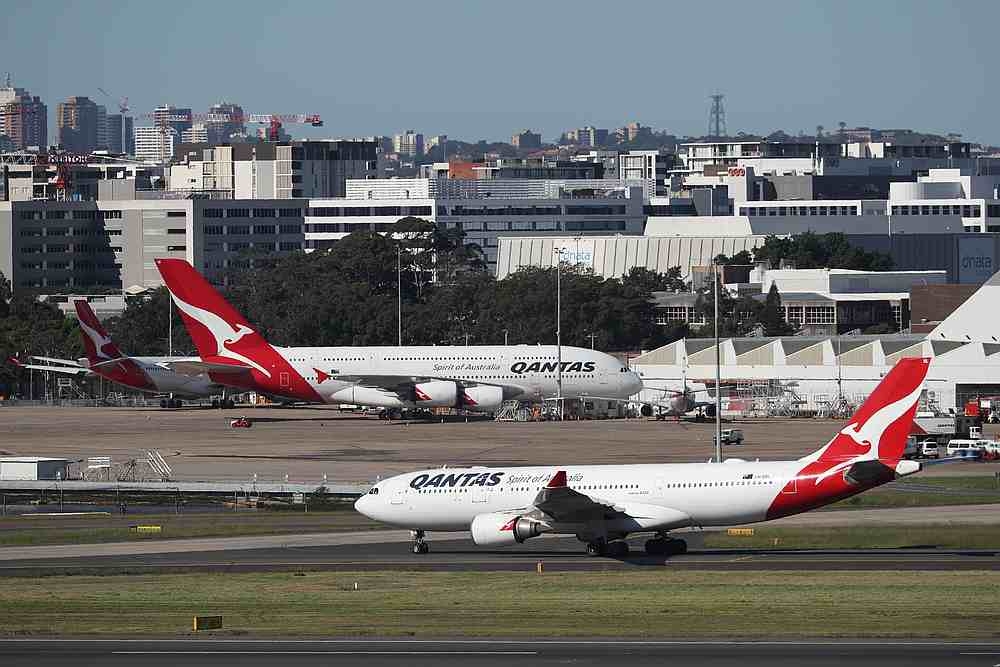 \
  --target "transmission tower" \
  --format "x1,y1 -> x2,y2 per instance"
708,94 -> 727,137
